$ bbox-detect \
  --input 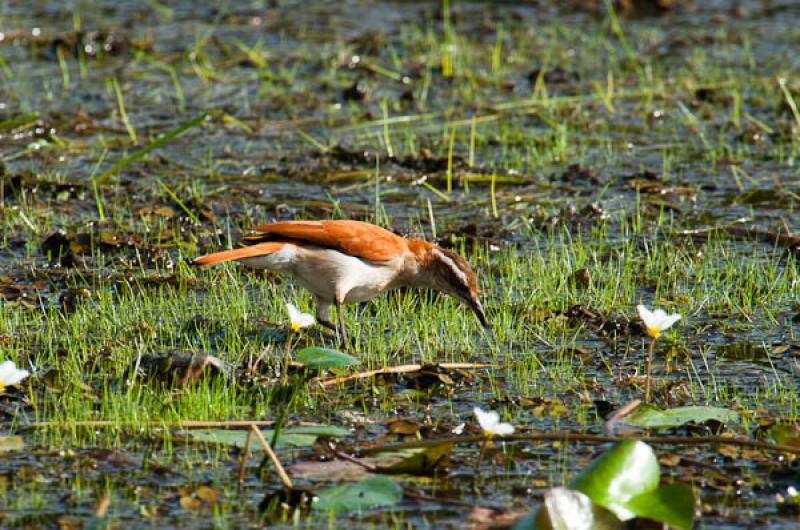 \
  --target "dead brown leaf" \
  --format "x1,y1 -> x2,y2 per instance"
465,506 -> 530,529
139,352 -> 227,386
386,419 -> 420,436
